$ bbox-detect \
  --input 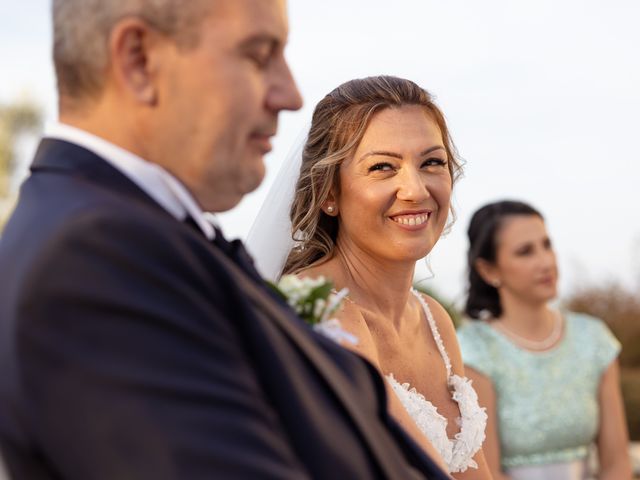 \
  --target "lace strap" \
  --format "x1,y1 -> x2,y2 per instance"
411,289 -> 452,381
